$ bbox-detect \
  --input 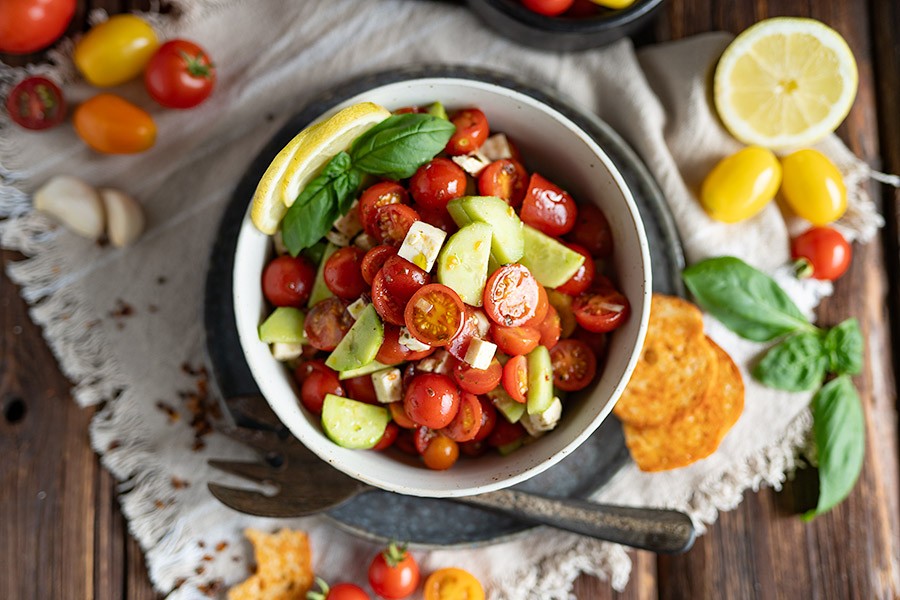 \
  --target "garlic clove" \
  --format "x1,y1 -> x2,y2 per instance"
100,188 -> 145,248
33,175 -> 105,240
